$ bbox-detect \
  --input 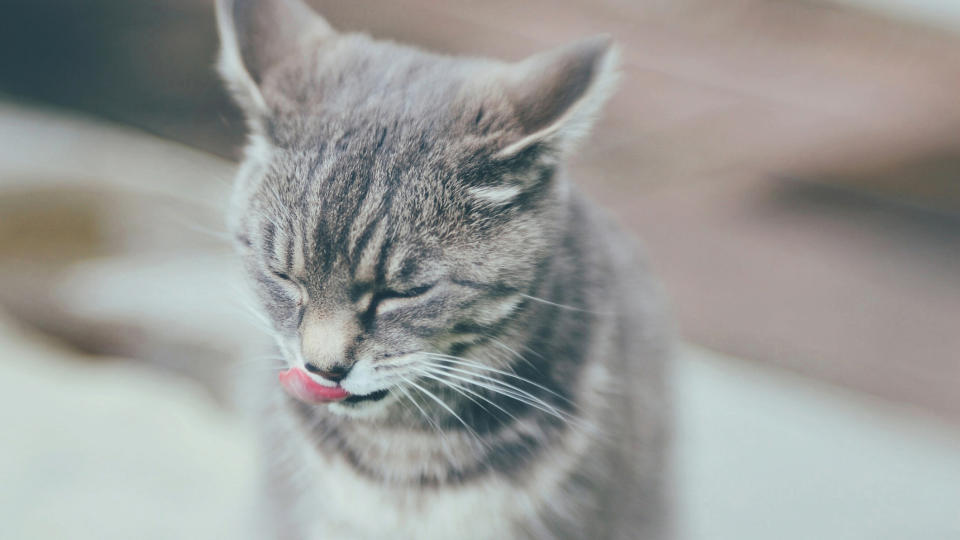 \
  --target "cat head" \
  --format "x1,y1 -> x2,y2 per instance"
217,0 -> 618,417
